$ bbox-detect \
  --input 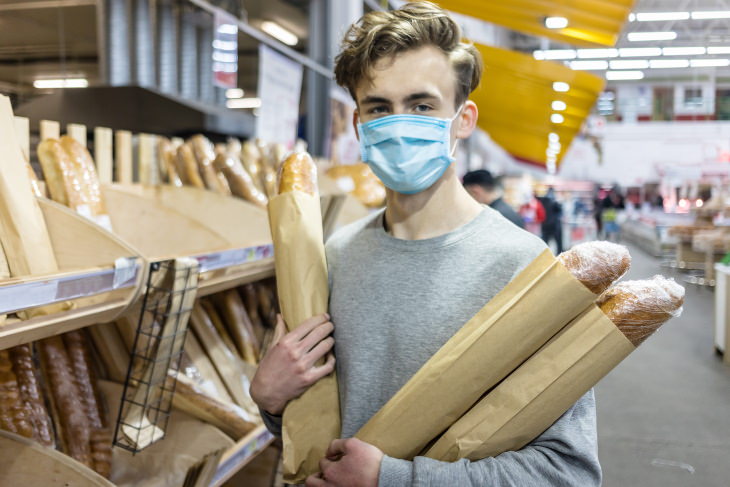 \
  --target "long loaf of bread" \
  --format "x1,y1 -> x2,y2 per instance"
176,143 -> 206,188
213,290 -> 260,365
0,349 -> 34,439
213,152 -> 268,208
59,136 -> 107,217
191,135 -> 231,195
8,344 -> 54,447
37,138 -> 80,208
158,139 -> 184,187
278,152 -> 317,195
599,276 -> 685,346
558,241 -> 631,295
